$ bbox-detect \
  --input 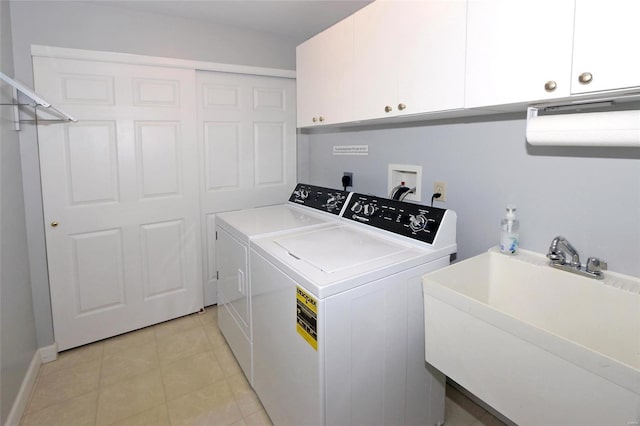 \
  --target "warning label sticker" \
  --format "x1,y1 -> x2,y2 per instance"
296,286 -> 318,351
